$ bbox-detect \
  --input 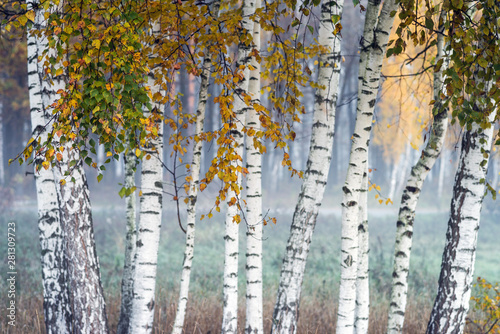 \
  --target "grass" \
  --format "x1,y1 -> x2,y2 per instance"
0,201 -> 498,333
